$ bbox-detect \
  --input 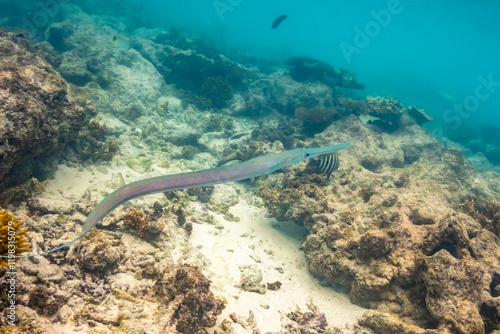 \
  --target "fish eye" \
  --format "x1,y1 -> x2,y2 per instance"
305,152 -> 310,157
